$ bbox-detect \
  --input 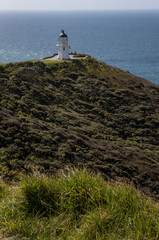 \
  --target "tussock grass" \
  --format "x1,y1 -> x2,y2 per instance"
21,172 -> 60,215
0,168 -> 159,239
0,178 -> 6,199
